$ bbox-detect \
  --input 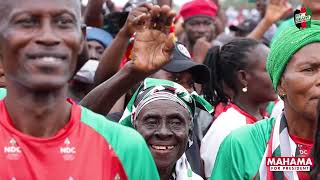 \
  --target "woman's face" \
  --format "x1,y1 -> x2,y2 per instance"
279,43 -> 320,121
135,100 -> 190,170
245,44 -> 278,103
